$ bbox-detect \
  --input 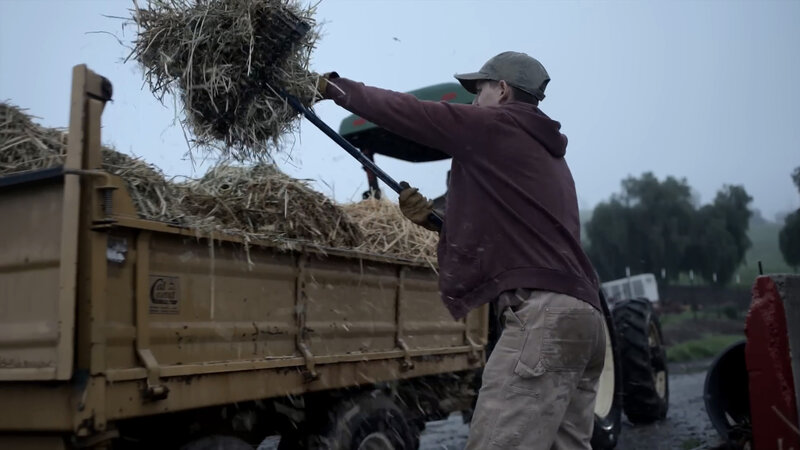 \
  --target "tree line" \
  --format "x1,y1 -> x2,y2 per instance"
779,166 -> 800,272
585,172 -> 753,286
